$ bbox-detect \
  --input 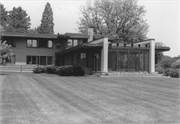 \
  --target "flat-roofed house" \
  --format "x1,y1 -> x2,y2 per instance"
1,28 -> 170,74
